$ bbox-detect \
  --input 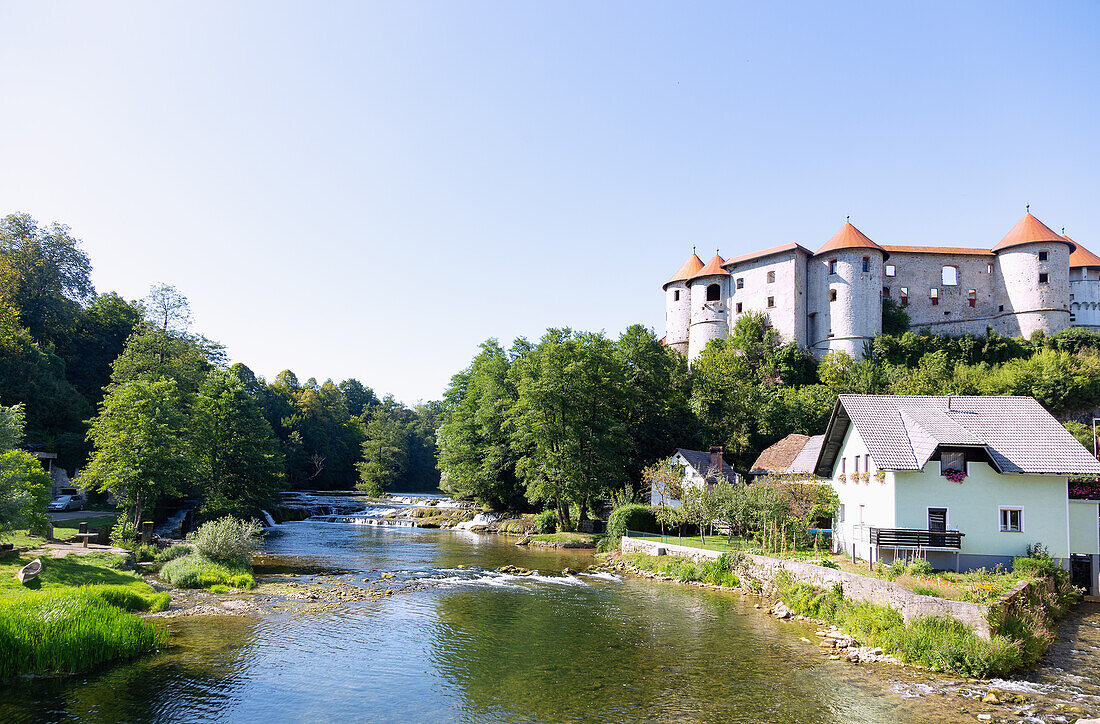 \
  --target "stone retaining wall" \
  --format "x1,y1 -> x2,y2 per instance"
621,536 -> 996,639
